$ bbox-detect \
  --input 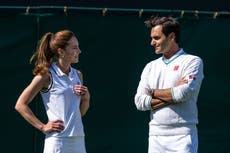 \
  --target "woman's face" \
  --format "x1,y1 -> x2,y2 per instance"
63,36 -> 81,64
